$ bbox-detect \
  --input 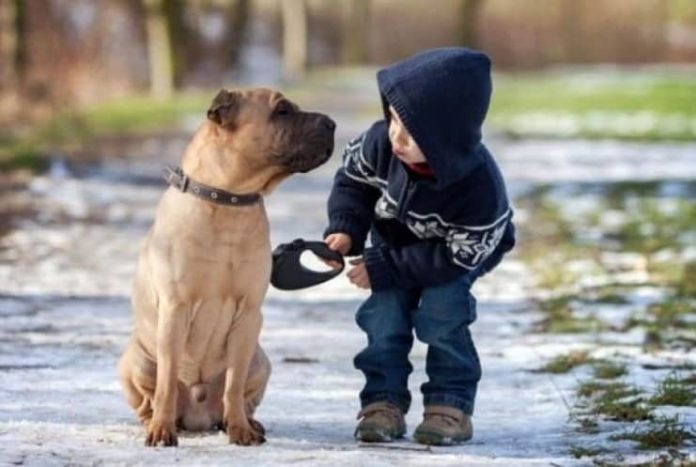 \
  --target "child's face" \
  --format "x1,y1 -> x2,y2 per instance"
388,106 -> 427,164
